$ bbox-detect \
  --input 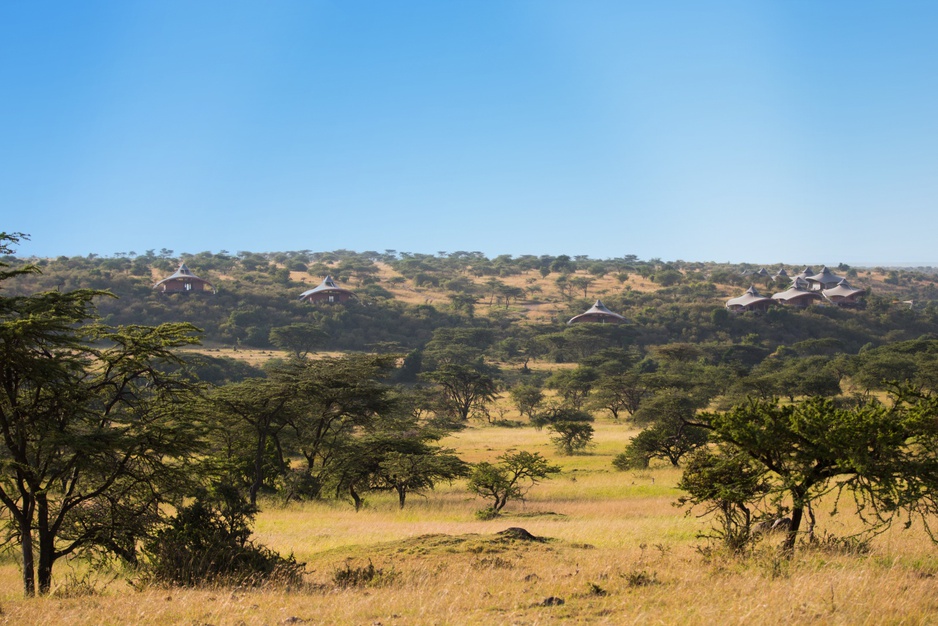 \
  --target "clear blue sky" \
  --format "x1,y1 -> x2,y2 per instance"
3,1 -> 938,265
